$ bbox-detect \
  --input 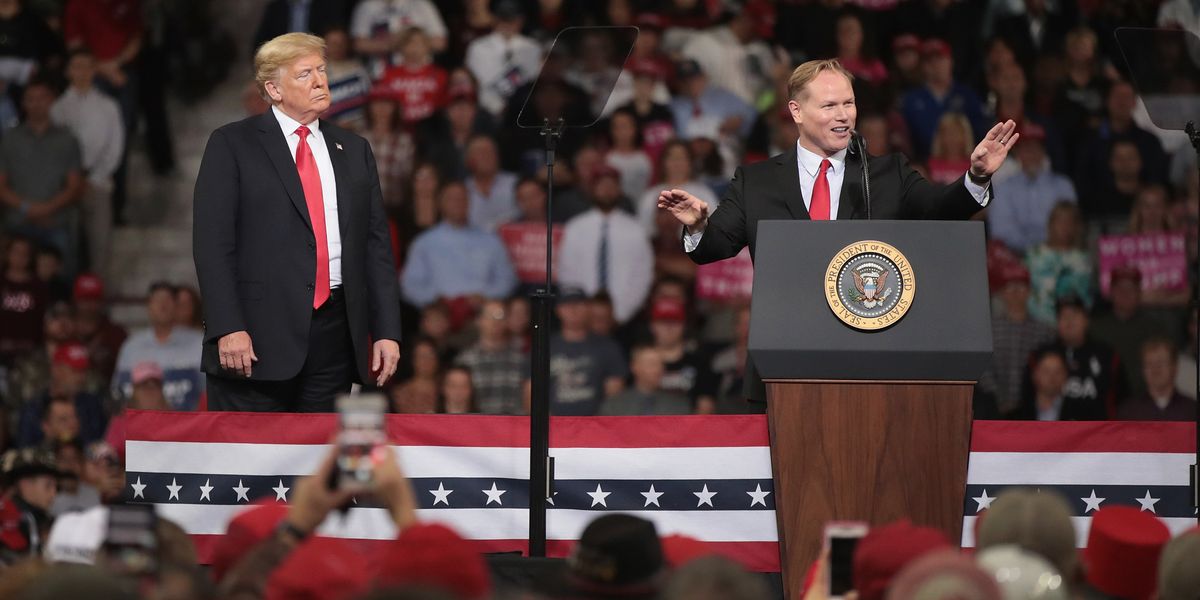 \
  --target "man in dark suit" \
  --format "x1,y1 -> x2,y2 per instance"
194,32 -> 401,412
657,59 -> 1018,402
